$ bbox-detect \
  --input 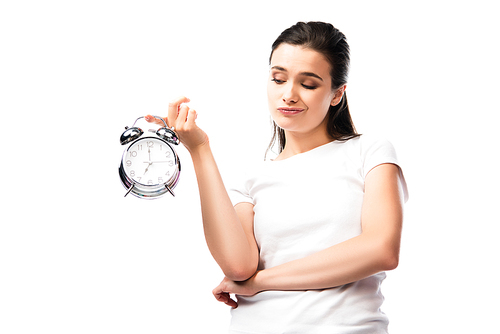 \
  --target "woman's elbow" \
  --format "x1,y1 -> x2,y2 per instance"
379,244 -> 400,271
382,252 -> 399,271
223,257 -> 259,281
219,250 -> 259,281
224,265 -> 257,282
